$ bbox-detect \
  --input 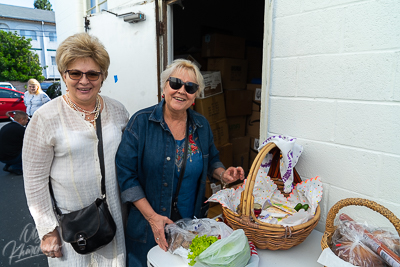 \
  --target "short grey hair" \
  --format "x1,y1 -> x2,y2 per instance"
160,59 -> 204,98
